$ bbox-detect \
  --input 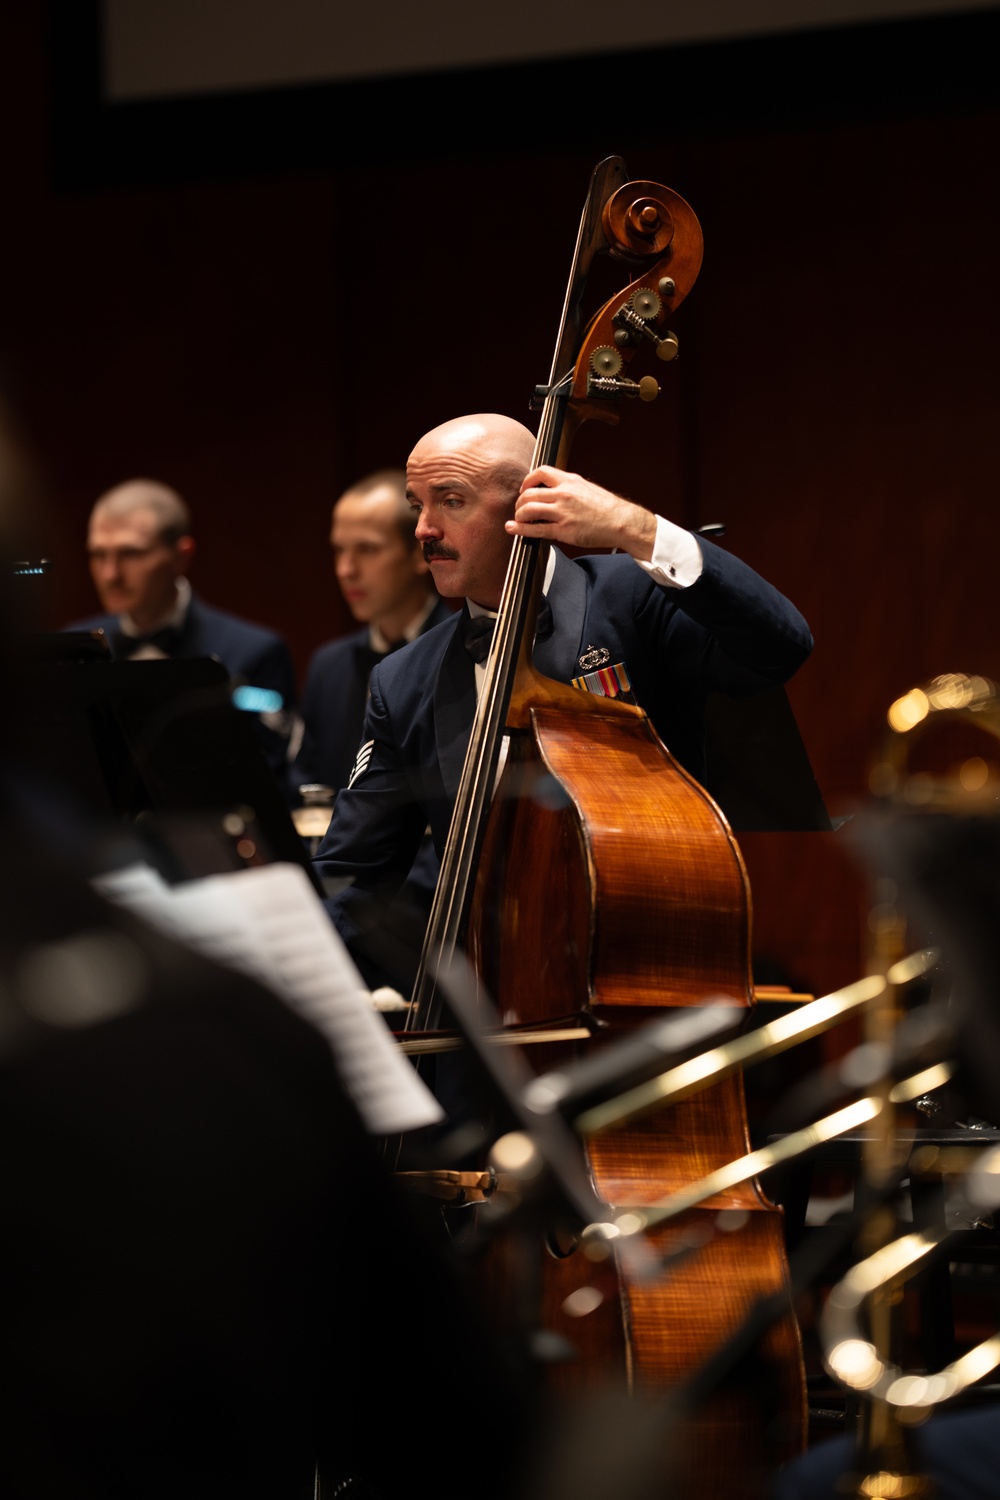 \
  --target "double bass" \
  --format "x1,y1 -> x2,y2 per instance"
403,157 -> 808,1498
